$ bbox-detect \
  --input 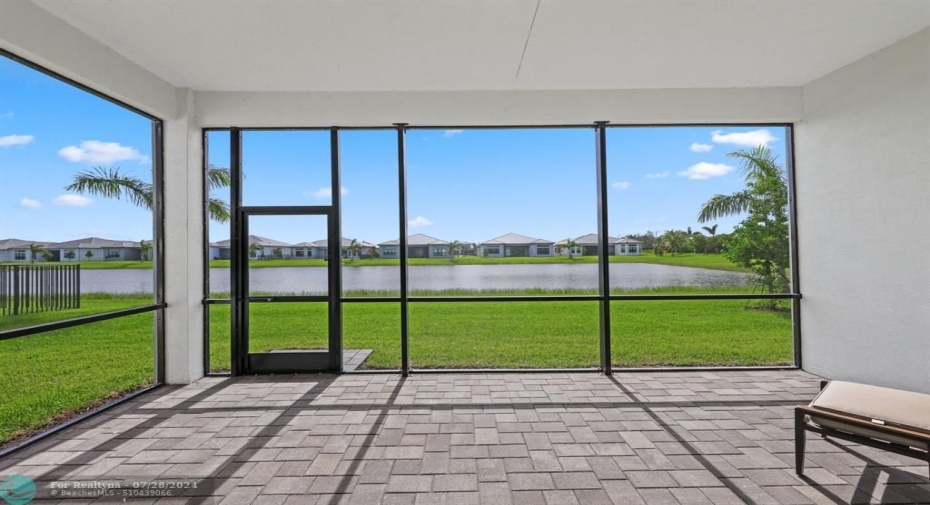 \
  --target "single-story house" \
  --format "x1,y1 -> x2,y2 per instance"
479,233 -> 554,257
555,234 -> 642,256
0,238 -> 57,262
295,238 -> 377,259
50,237 -> 142,261
615,237 -> 643,256
208,242 -> 229,260
379,234 -> 450,258
213,235 -> 294,259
